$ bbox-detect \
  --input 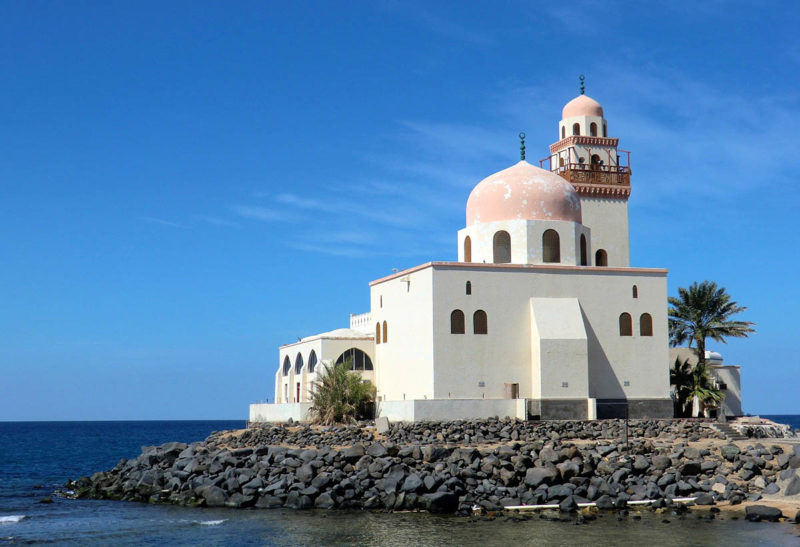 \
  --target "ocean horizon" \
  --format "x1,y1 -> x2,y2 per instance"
2,418 -> 800,545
